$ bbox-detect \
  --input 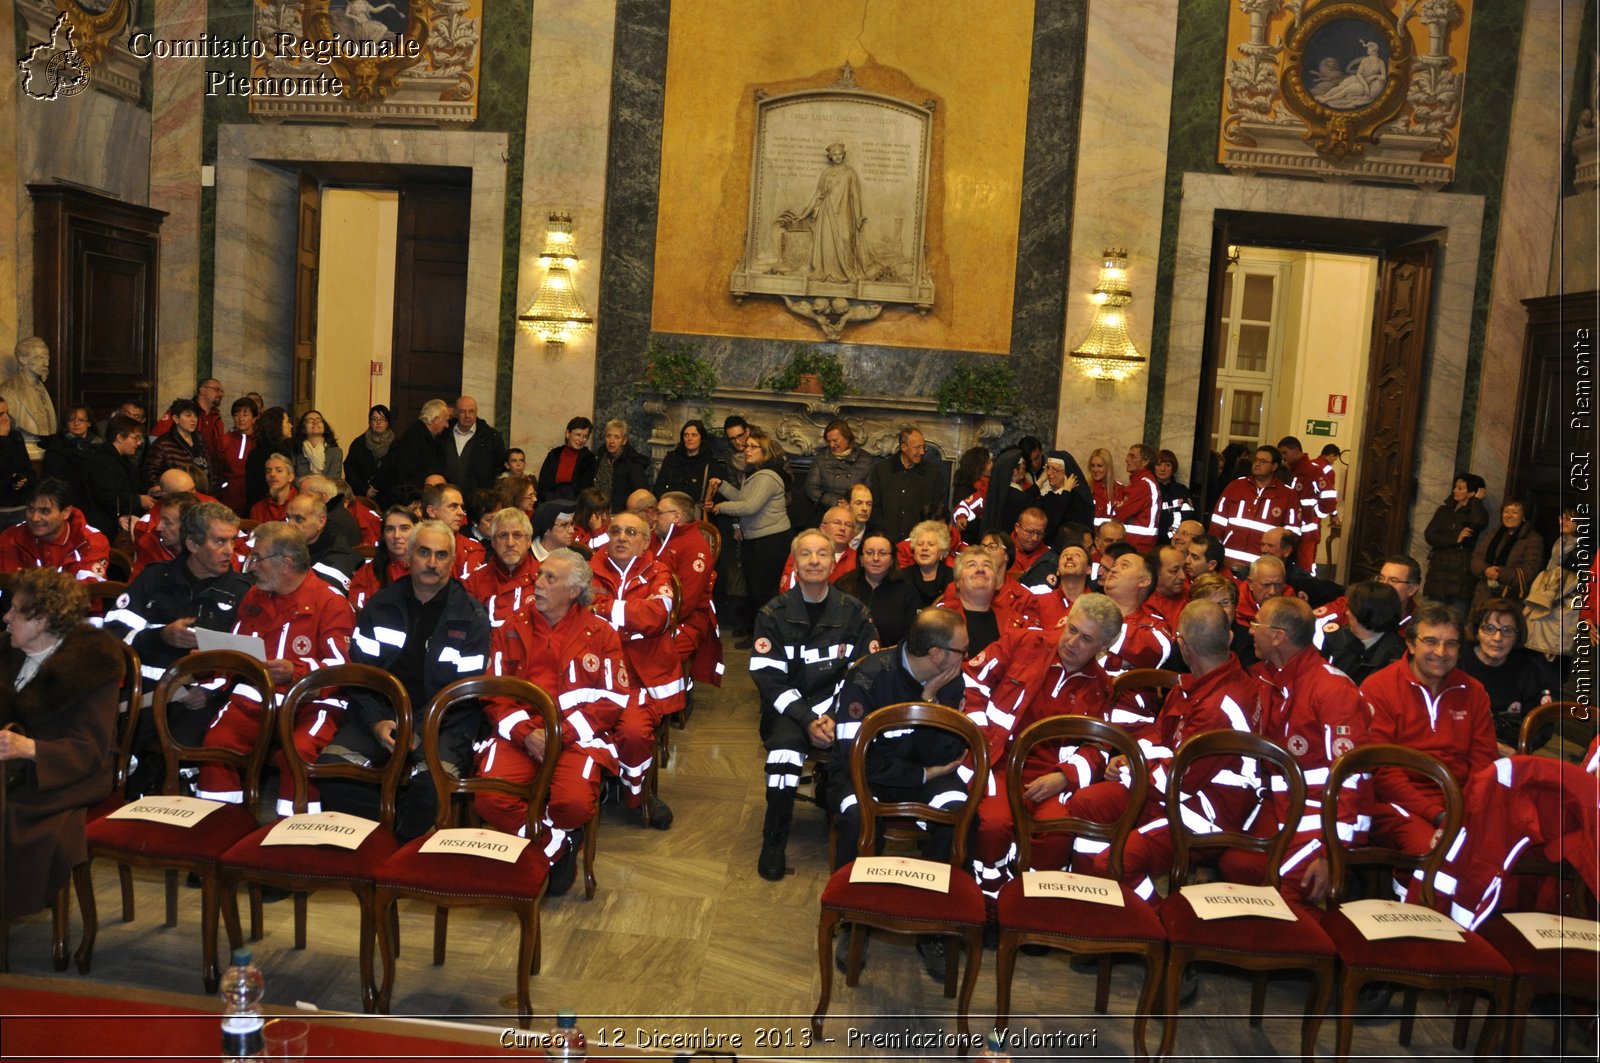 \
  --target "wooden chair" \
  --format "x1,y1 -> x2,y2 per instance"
105,547 -> 134,583
219,665 -> 411,1013
696,519 -> 722,565
374,677 -> 561,1029
1518,699 -> 1599,757
1111,667 -> 1180,726
1154,731 -> 1336,1063
812,702 -> 989,1038
1320,743 -> 1512,1061
80,651 -> 277,992
83,580 -> 130,621
994,716 -> 1163,1058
